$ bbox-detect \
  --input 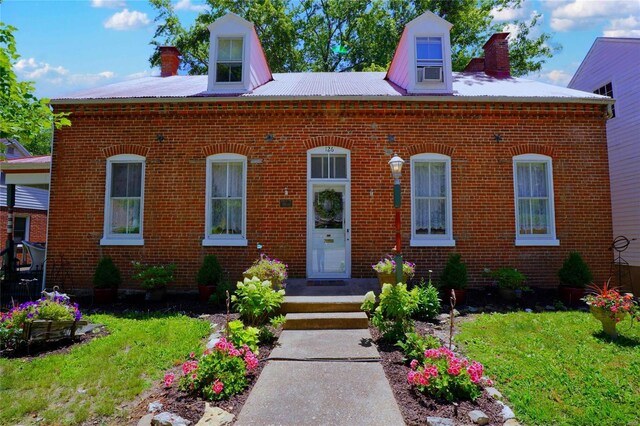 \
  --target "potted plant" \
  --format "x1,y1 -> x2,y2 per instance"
93,256 -> 121,304
558,252 -> 592,305
372,256 -> 415,287
583,280 -> 640,338
243,254 -> 288,289
439,253 -> 468,304
197,255 -> 223,303
486,267 -> 527,301
132,262 -> 176,302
